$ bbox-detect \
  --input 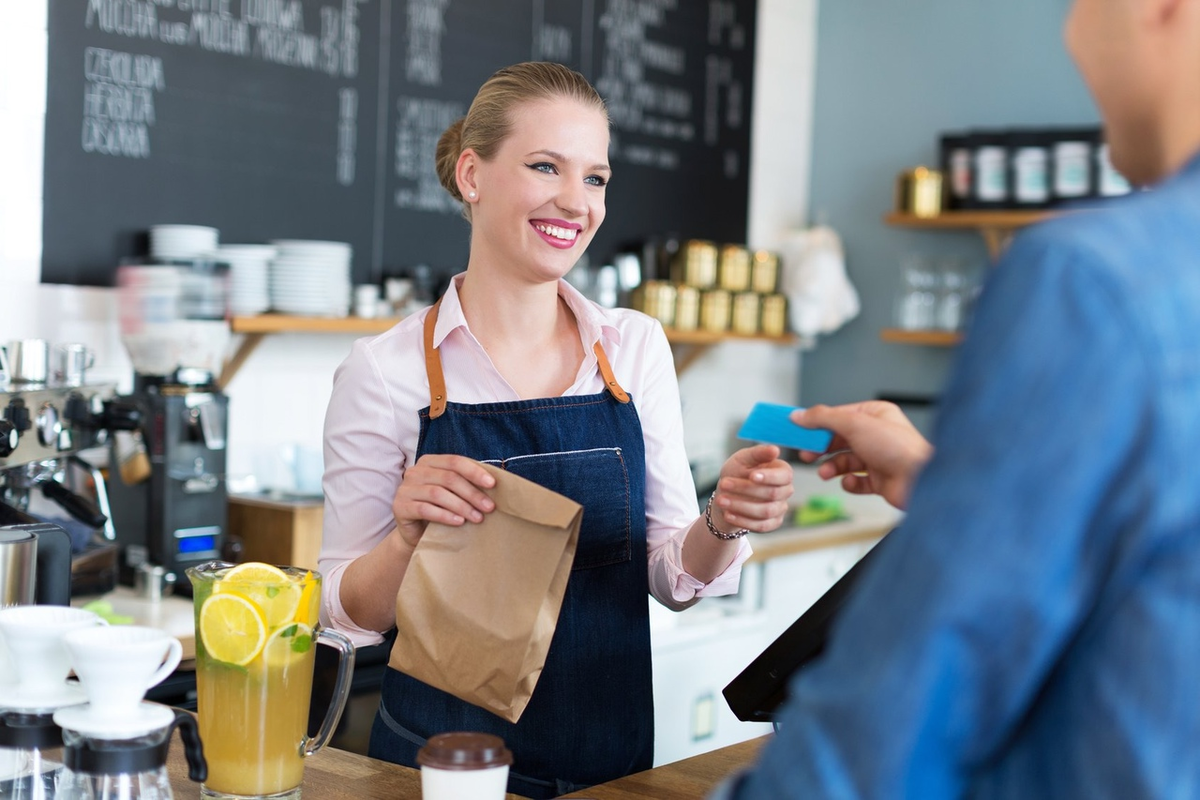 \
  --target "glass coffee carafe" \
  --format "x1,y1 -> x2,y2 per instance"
55,708 -> 206,800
